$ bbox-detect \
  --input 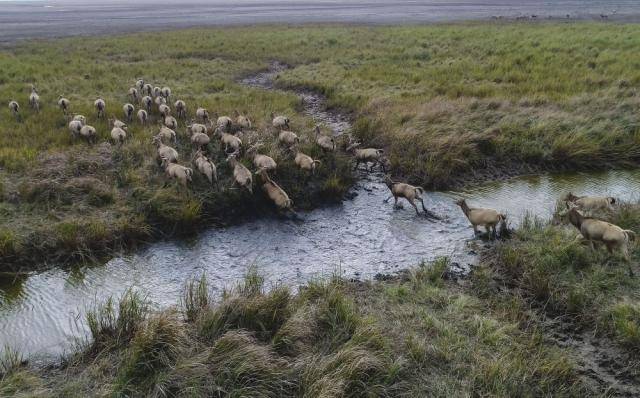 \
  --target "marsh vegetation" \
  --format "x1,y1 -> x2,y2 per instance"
2,22 -> 640,395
